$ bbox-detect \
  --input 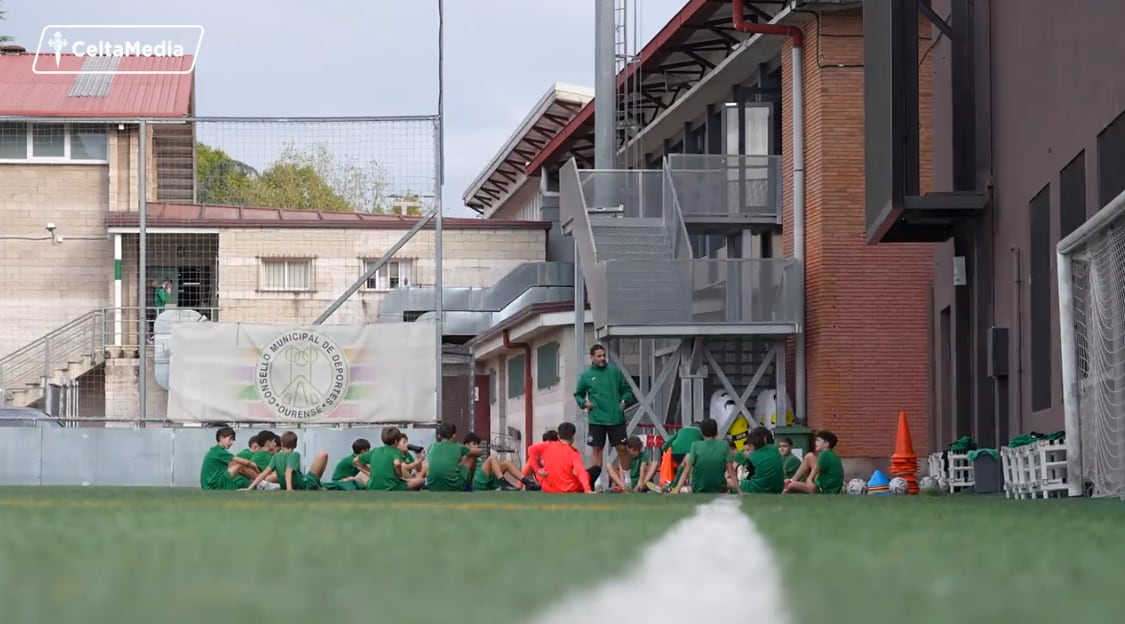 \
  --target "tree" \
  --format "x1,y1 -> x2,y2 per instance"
194,140 -> 390,213
1,1 -> 13,44
195,142 -> 259,205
